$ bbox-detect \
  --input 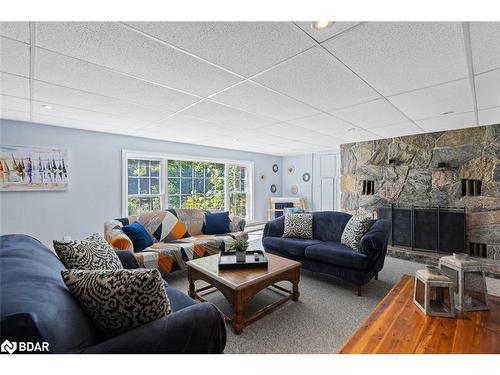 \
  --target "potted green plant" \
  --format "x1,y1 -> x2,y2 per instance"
231,238 -> 249,262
